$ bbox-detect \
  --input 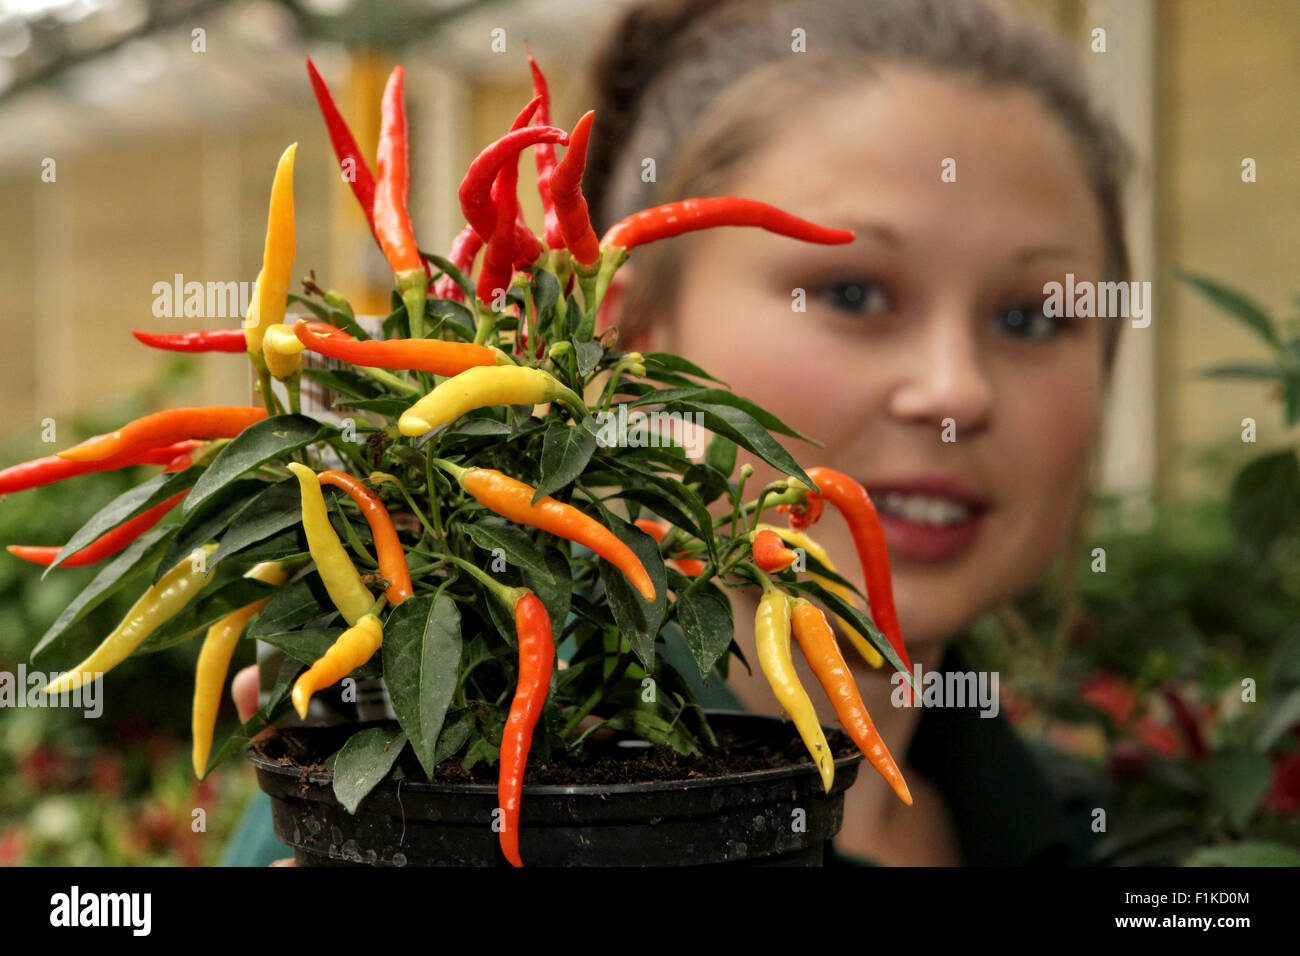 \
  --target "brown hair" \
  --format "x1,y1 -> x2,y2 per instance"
582,0 -> 1134,379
